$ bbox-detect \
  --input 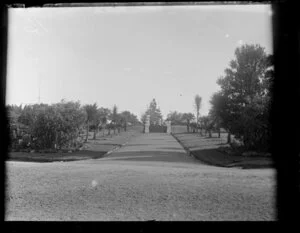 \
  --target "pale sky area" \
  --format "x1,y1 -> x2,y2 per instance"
6,4 -> 273,119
